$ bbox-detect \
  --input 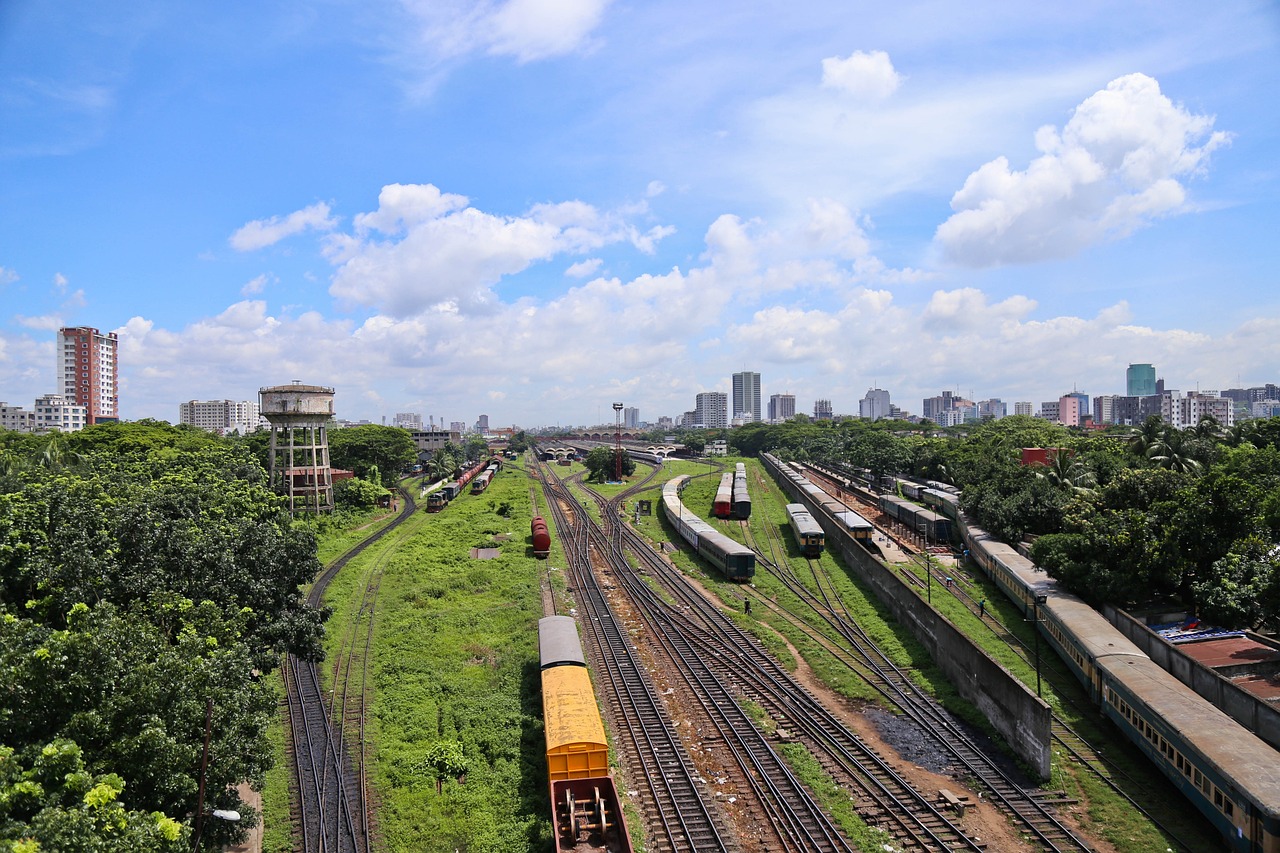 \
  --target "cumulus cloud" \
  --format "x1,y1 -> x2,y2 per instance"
935,73 -> 1231,267
326,183 -> 674,318
566,258 -> 603,278
400,0 -> 608,67
241,273 -> 275,296
16,314 -> 63,331
230,202 -> 337,251
821,50 -> 902,101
